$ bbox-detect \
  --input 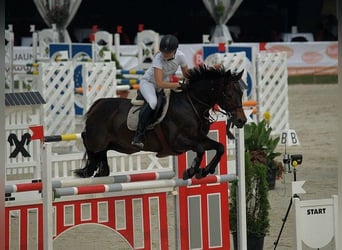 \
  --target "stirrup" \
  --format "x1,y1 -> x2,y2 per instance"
131,140 -> 144,149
